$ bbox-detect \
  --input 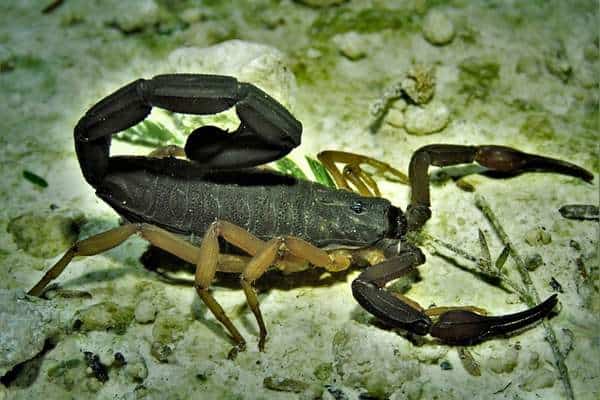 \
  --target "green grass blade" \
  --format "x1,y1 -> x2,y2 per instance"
23,170 -> 48,188
116,120 -> 183,147
306,156 -> 336,188
274,157 -> 308,180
